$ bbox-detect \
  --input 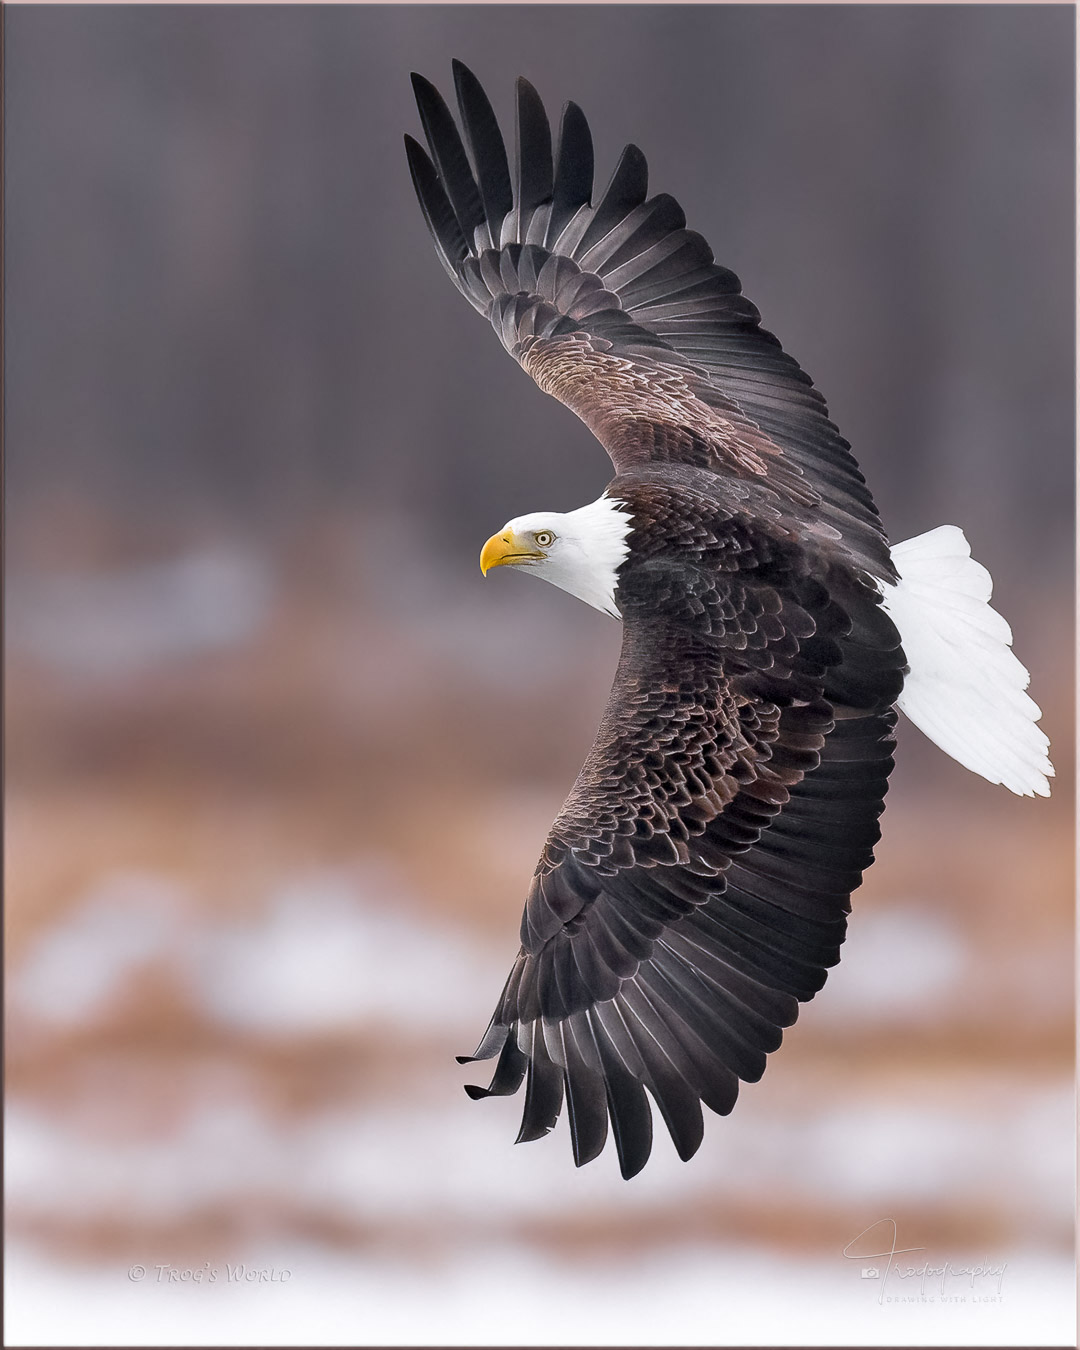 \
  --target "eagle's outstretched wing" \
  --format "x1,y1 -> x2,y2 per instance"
465,534 -> 901,1178
406,65 -> 905,1177
405,62 -> 895,585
